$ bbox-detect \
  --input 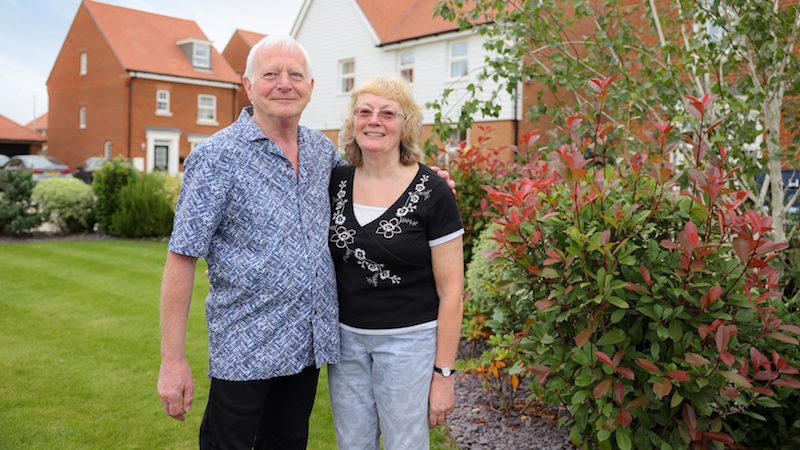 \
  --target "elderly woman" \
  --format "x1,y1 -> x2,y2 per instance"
327,77 -> 464,449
